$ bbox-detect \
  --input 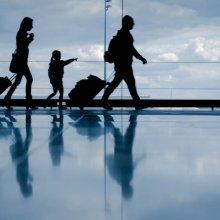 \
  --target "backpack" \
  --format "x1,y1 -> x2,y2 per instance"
104,36 -> 118,63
